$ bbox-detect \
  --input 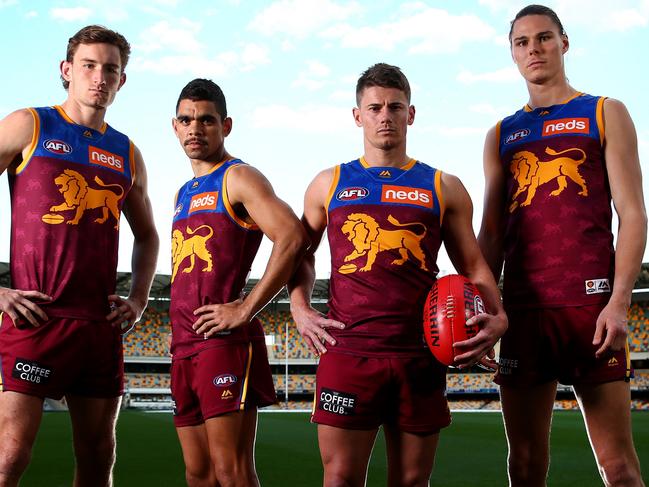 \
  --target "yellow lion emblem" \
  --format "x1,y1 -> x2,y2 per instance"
509,146 -> 587,212
339,213 -> 428,273
48,169 -> 124,229
171,225 -> 214,283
